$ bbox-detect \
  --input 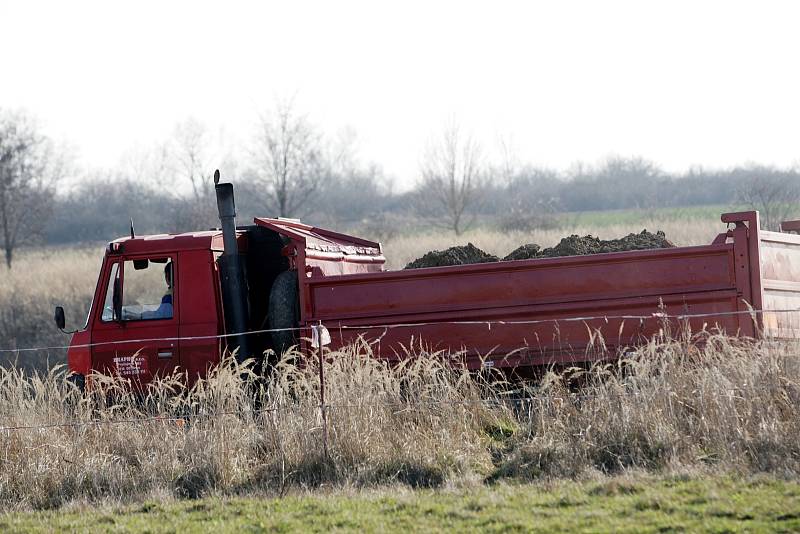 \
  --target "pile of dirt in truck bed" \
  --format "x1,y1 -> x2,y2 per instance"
503,230 -> 674,261
404,230 -> 674,269
502,243 -> 542,261
404,243 -> 499,269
